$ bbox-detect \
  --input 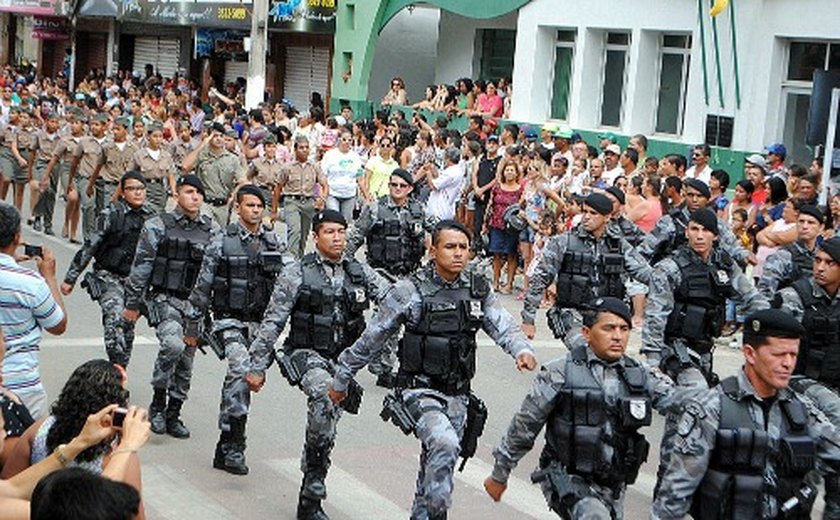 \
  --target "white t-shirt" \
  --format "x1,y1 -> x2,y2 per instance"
321,148 -> 363,199
686,164 -> 712,185
603,166 -> 623,186
426,163 -> 464,220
